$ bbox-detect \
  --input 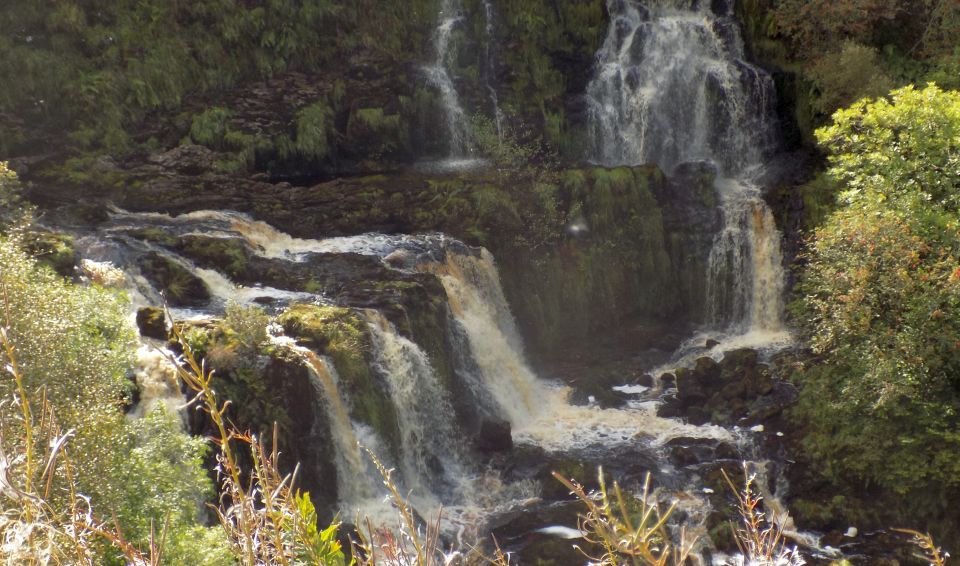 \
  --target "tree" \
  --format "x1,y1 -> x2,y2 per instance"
794,84 -> 960,520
